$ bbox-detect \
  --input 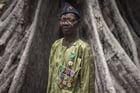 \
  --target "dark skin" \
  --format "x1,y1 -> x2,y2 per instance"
60,13 -> 79,46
